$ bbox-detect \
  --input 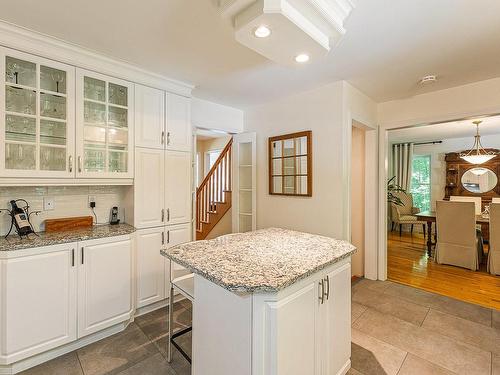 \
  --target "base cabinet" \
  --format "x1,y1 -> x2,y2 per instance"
0,235 -> 133,366
0,243 -> 78,365
78,235 -> 133,338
